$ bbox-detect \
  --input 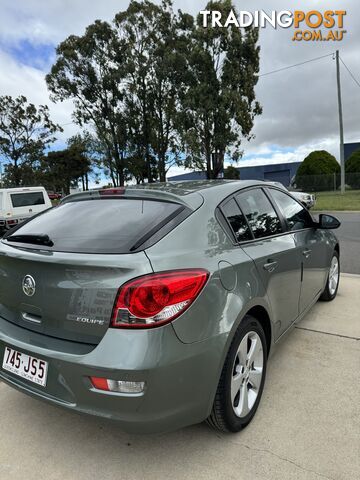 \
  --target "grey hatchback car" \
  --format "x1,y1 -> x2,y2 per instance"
0,180 -> 340,433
